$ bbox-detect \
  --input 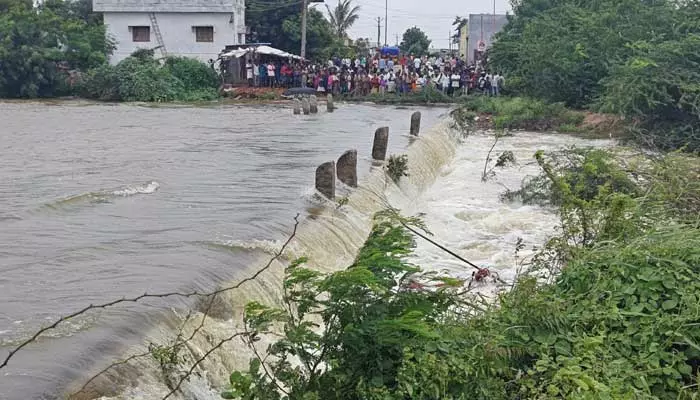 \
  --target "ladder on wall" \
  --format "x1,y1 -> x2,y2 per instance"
148,12 -> 167,58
